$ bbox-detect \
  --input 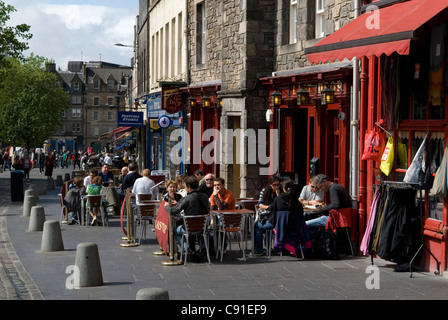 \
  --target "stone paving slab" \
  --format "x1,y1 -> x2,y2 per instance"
1,166 -> 448,304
